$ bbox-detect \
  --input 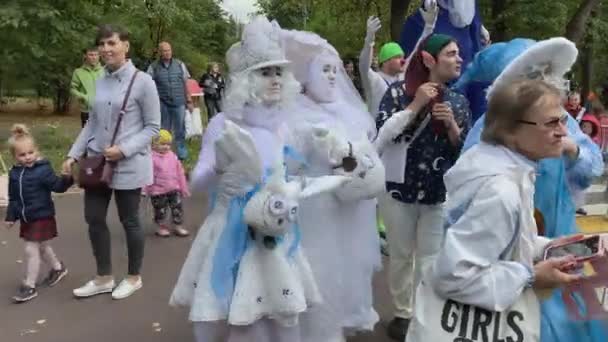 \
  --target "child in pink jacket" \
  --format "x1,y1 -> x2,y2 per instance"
145,130 -> 190,237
